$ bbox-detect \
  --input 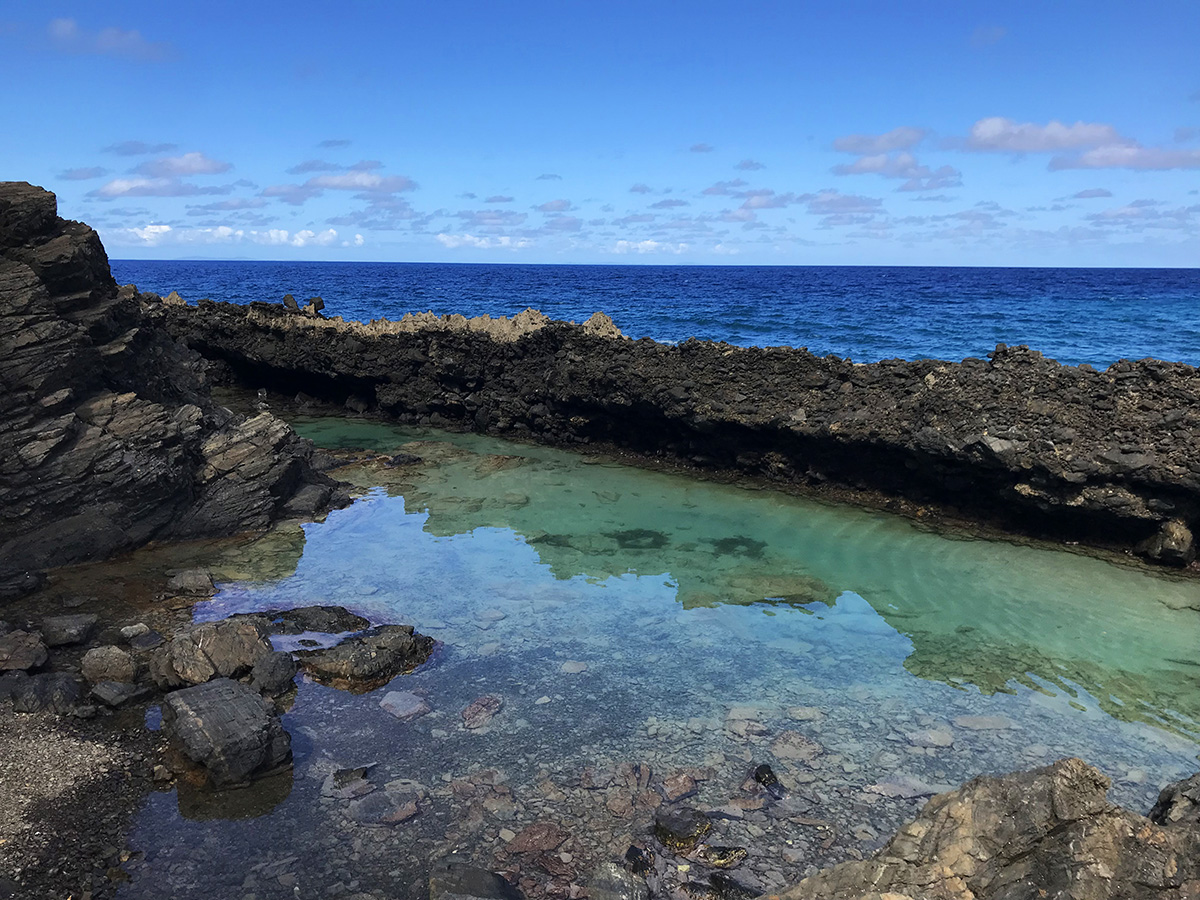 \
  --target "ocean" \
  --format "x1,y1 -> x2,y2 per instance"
110,261 -> 1200,368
